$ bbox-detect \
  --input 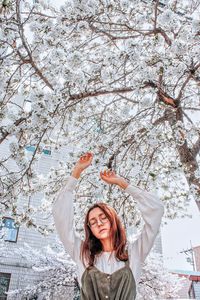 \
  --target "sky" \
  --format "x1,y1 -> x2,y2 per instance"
41,0 -> 200,272
161,198 -> 200,271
